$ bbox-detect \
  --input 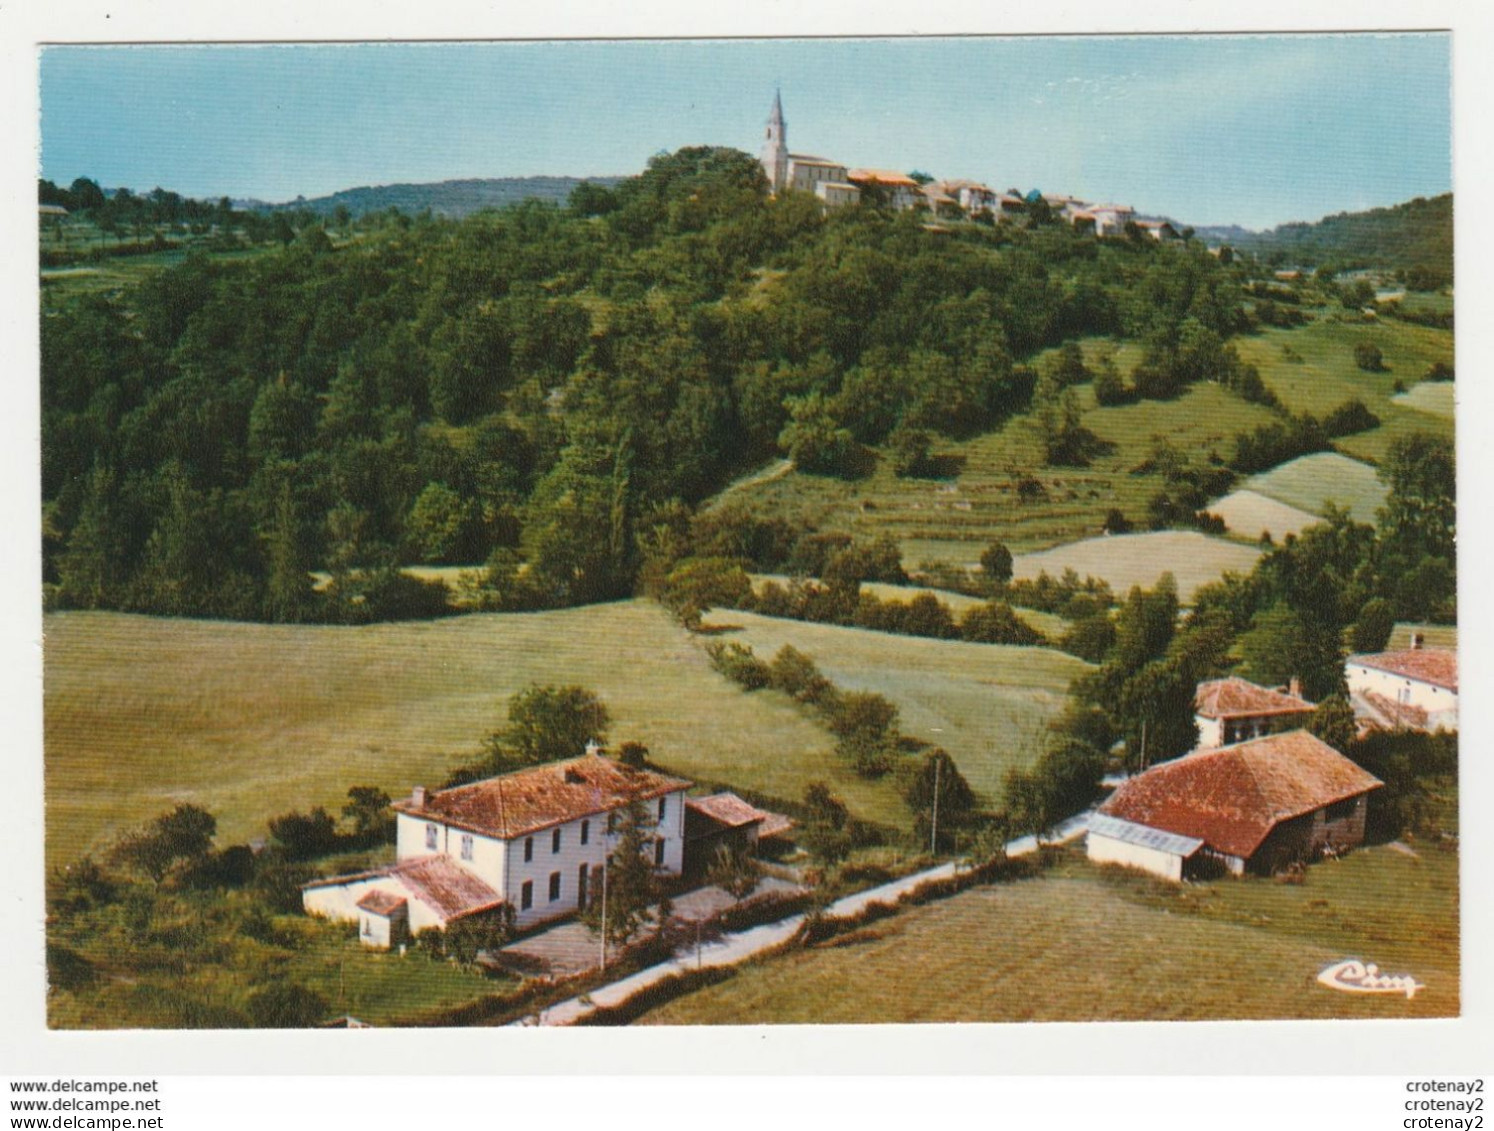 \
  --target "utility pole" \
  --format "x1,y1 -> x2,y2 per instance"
599,853 -> 609,971
929,755 -> 942,856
